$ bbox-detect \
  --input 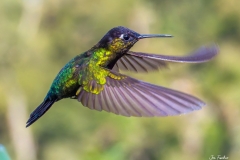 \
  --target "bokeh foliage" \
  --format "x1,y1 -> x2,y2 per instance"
0,0 -> 240,160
